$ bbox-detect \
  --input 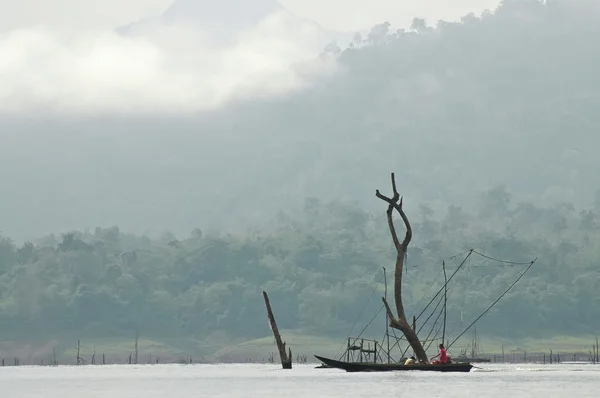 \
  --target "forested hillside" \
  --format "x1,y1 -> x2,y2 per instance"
2,0 -> 600,241
1,186 -> 599,353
